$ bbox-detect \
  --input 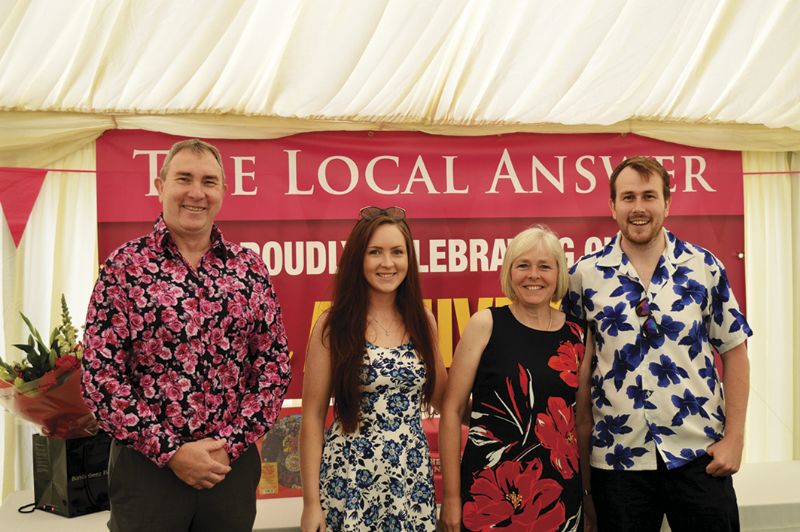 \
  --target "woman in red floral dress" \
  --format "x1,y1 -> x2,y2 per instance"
439,226 -> 595,531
